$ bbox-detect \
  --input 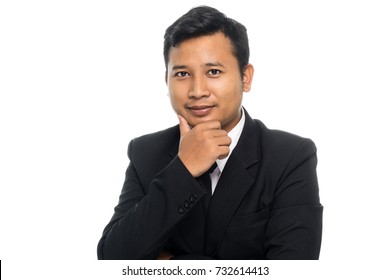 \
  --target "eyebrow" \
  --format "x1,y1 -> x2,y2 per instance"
171,62 -> 226,71
171,65 -> 188,71
205,62 -> 225,68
